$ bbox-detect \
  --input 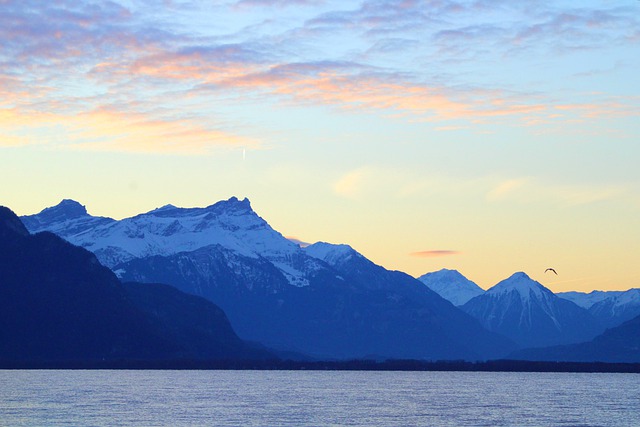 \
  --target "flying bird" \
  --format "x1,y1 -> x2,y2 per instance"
545,268 -> 557,275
